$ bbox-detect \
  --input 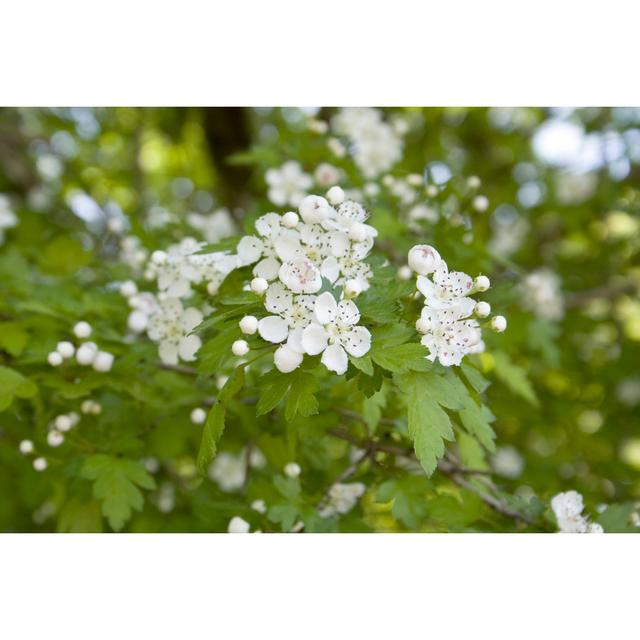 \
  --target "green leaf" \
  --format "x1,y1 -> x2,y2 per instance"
217,365 -> 245,404
371,343 -> 430,373
0,322 -> 29,356
284,371 -> 319,422
0,366 -> 37,411
399,371 -> 455,476
492,351 -> 539,406
461,362 -> 490,394
196,403 -> 226,475
349,354 -> 374,376
197,324 -> 238,375
459,398 -> 496,452
81,455 -> 156,531
256,370 -> 293,416
39,235 -> 91,276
